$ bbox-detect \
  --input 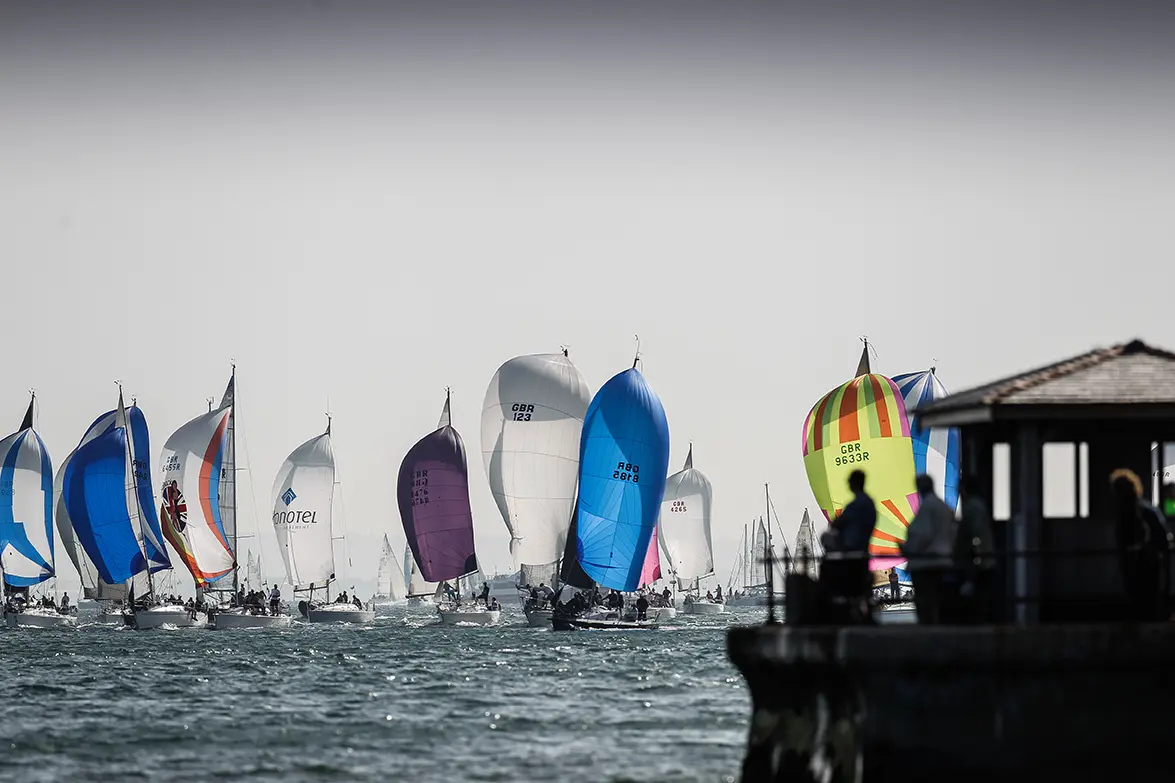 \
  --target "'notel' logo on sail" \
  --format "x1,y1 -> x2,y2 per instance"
281,487 -> 296,506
